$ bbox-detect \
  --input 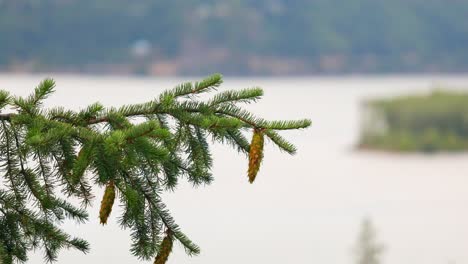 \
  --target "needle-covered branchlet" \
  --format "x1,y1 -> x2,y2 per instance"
0,74 -> 310,263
